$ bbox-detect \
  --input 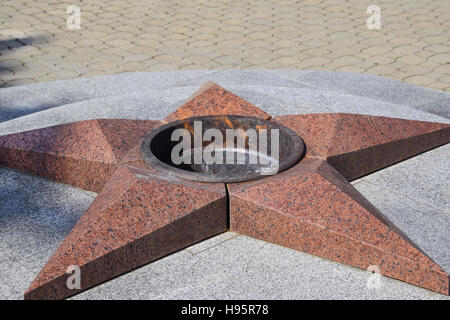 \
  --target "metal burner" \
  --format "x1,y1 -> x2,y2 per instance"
141,115 -> 305,182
